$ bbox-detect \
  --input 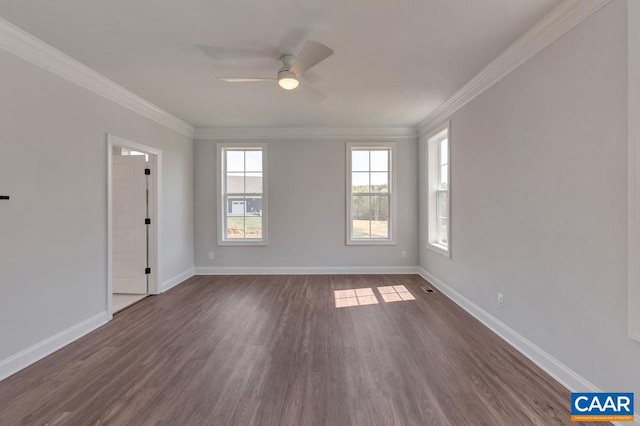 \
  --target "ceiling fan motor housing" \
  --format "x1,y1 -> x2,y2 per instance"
279,54 -> 296,70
